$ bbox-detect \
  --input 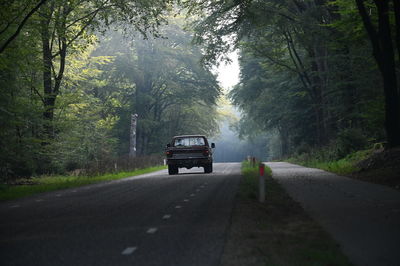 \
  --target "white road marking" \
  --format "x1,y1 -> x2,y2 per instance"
147,227 -> 158,234
35,199 -> 44,202
163,214 -> 171,220
55,194 -> 61,197
175,205 -> 182,209
190,194 -> 195,197
121,247 -> 137,255
183,199 -> 189,202
10,205 -> 20,208
72,190 -> 77,193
